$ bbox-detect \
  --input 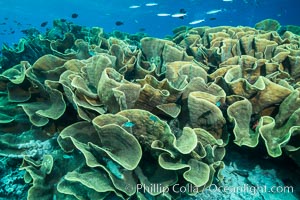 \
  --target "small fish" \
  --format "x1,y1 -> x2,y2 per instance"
0,22 -> 6,25
4,17 -> 8,20
171,13 -> 187,18
63,155 -> 72,159
179,8 -> 187,14
40,21 -> 48,27
206,9 -> 222,15
60,18 -> 67,22
129,5 -> 140,9
123,121 -> 135,127
209,17 -> 217,20
11,31 -> 15,34
139,28 -> 146,32
105,159 -> 124,180
223,0 -> 233,2
149,115 -> 158,122
115,21 -> 124,26
157,13 -> 171,17
21,29 -> 28,34
216,101 -> 221,107
89,51 -> 95,56
145,3 -> 158,6
189,19 -> 205,25
231,170 -> 249,177
176,8 -> 187,19
71,13 -> 79,18
252,120 -> 259,130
